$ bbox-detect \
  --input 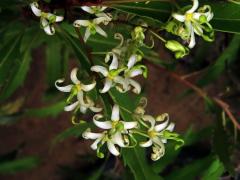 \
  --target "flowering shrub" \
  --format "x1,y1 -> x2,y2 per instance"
0,0 -> 240,179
